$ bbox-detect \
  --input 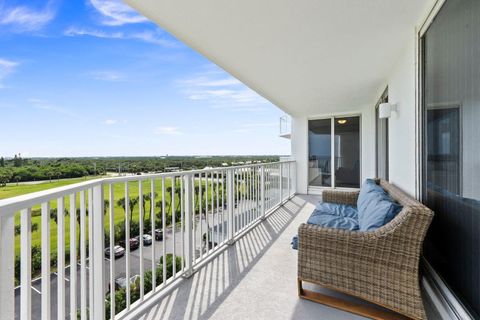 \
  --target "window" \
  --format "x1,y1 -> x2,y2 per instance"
421,0 -> 480,315
308,116 -> 360,189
